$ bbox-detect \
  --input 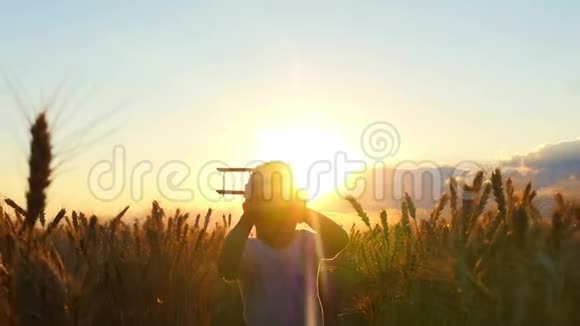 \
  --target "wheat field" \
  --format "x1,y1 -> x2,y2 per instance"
0,112 -> 579,326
